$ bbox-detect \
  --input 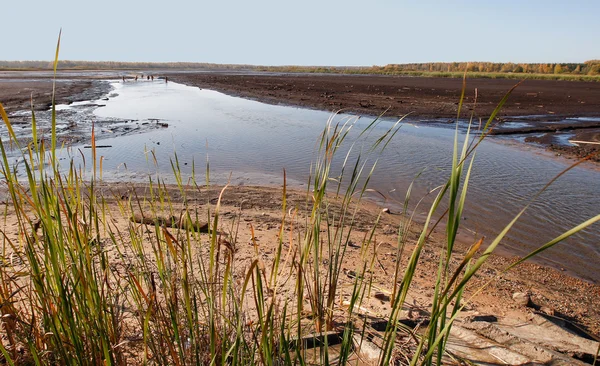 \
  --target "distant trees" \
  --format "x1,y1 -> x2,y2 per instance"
554,64 -> 564,74
1,59 -> 600,78
0,60 -> 258,71
365,61 -> 600,76
585,60 -> 600,75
